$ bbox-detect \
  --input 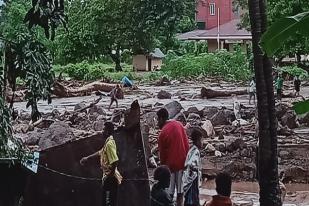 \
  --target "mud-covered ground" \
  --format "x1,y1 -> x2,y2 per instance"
13,78 -> 309,205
